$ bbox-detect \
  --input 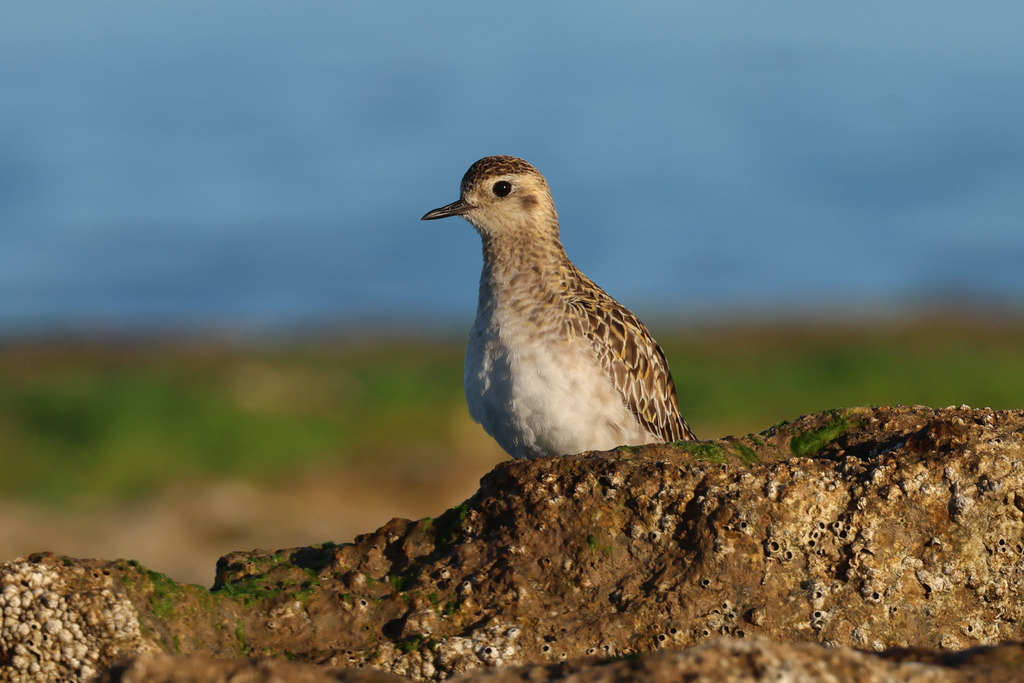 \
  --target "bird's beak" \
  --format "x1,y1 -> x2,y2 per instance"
421,198 -> 470,221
